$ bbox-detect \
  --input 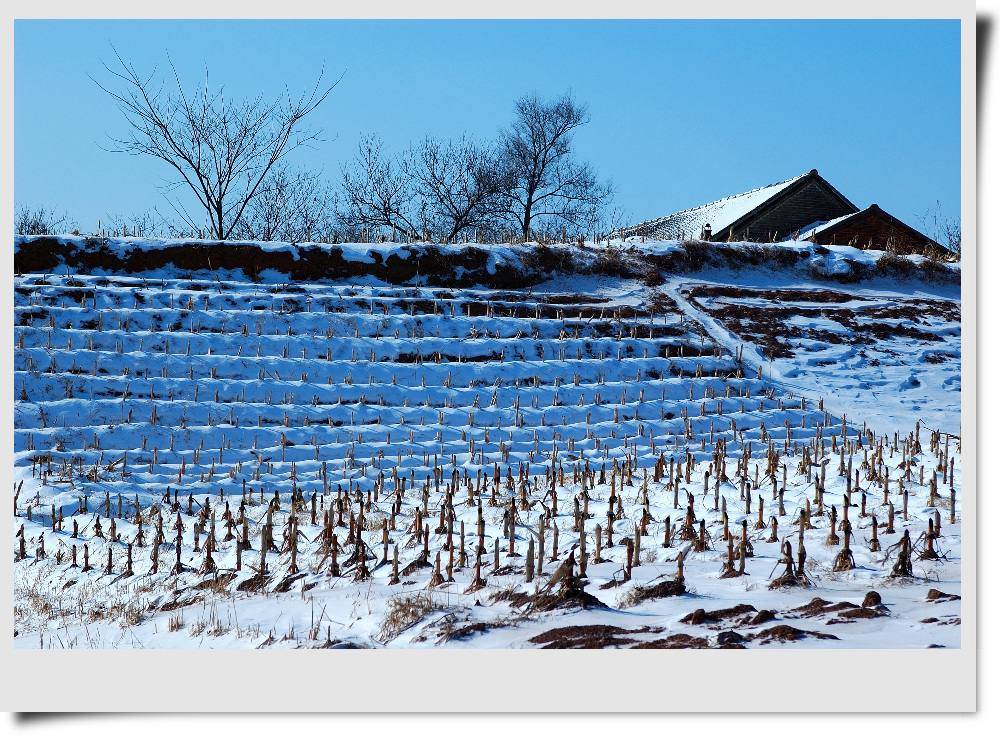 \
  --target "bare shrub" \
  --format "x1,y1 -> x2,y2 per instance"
521,242 -> 576,273
406,136 -> 509,243
376,592 -> 445,643
593,245 -> 637,277
234,166 -> 339,244
340,135 -> 420,241
15,205 -> 77,236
